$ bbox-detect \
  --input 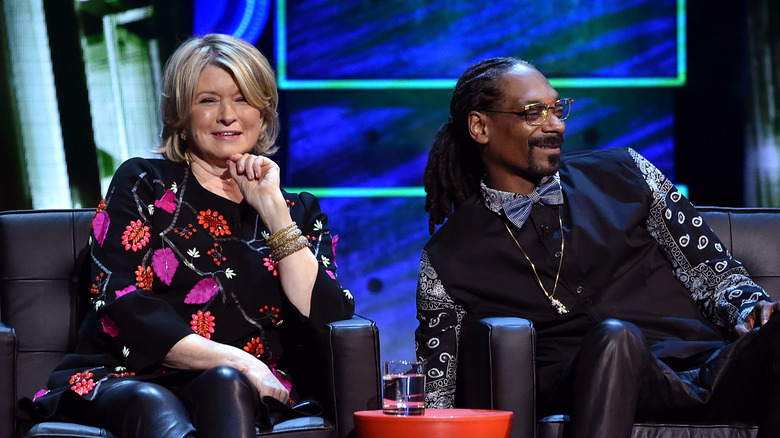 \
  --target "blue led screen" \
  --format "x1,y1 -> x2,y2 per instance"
281,0 -> 683,85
